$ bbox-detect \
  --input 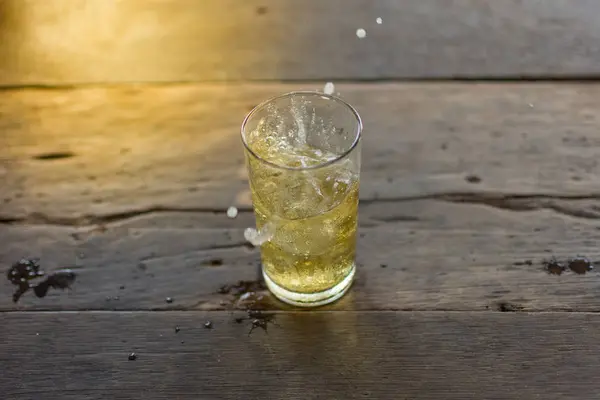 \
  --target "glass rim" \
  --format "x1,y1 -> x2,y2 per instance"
240,90 -> 363,171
